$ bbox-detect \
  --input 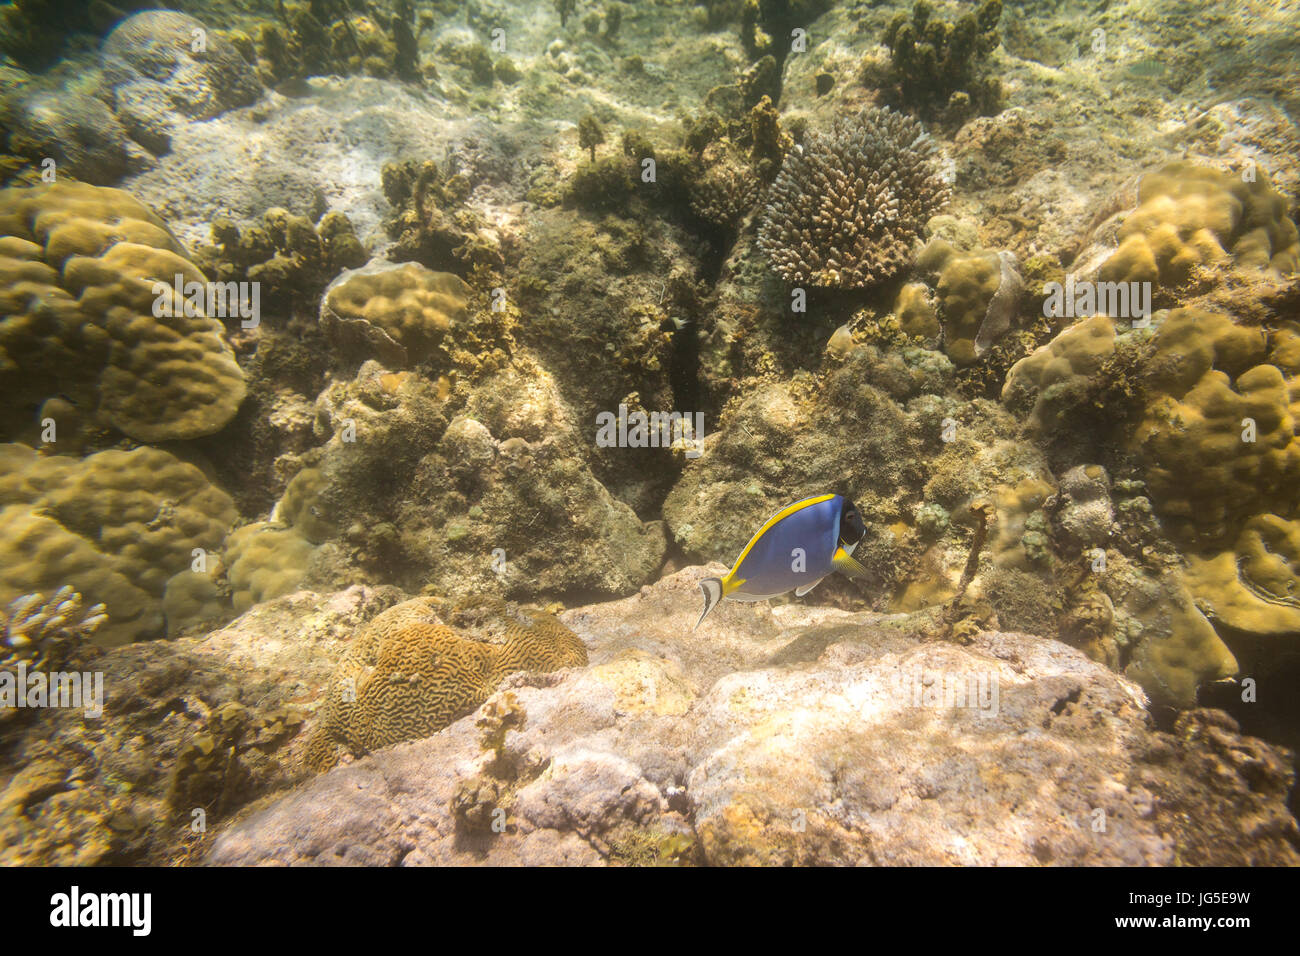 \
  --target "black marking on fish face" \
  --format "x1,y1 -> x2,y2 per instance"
839,498 -> 868,547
